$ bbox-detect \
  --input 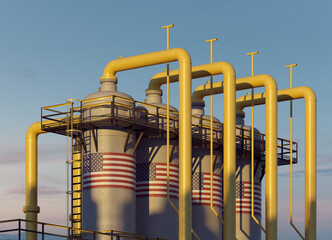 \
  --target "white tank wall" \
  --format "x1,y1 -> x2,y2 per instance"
136,137 -> 179,239
82,84 -> 137,237
236,158 -> 263,240
235,114 -> 263,240
135,90 -> 179,239
191,104 -> 223,240
192,147 -> 223,240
